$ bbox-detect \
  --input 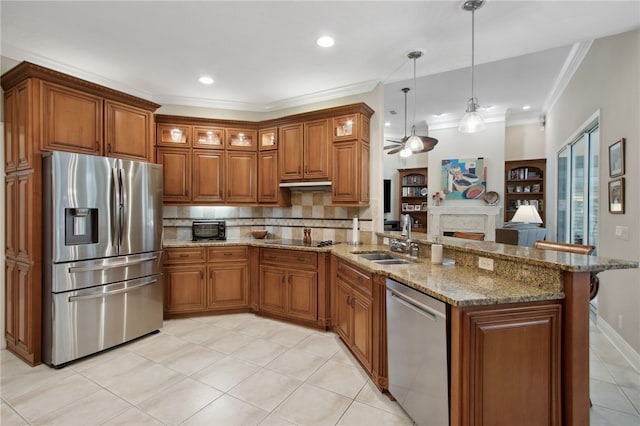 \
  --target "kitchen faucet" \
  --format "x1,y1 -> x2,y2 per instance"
401,214 -> 411,240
